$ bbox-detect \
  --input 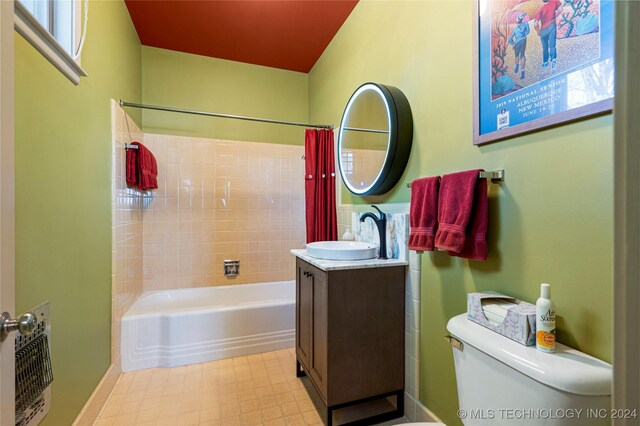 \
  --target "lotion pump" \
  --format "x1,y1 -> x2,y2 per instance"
536,283 -> 556,353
